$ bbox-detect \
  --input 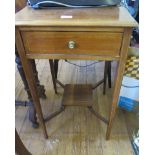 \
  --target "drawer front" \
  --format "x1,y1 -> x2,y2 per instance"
22,31 -> 123,56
